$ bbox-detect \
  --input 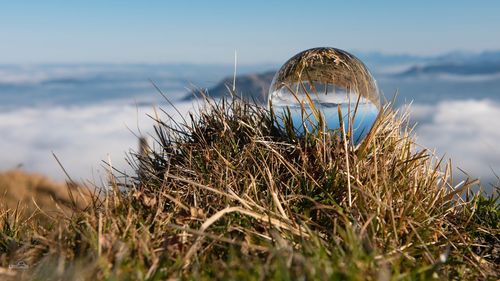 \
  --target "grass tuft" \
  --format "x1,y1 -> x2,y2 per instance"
0,95 -> 498,280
